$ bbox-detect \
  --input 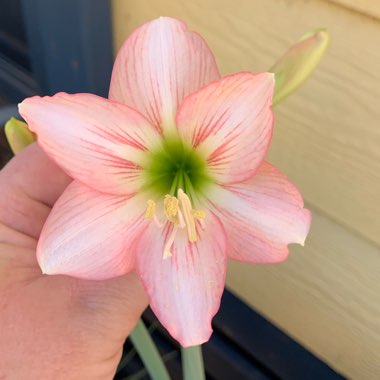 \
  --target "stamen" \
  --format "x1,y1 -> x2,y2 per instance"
145,200 -> 156,220
164,195 -> 179,221
178,189 -> 197,242
177,208 -> 186,229
163,226 -> 178,259
192,209 -> 206,219
192,209 -> 206,230
145,189 -> 206,259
